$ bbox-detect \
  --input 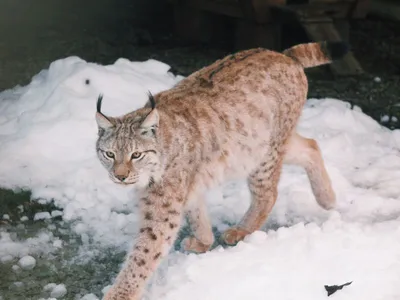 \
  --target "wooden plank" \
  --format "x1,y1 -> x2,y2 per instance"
287,2 -> 352,19
302,19 -> 363,76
